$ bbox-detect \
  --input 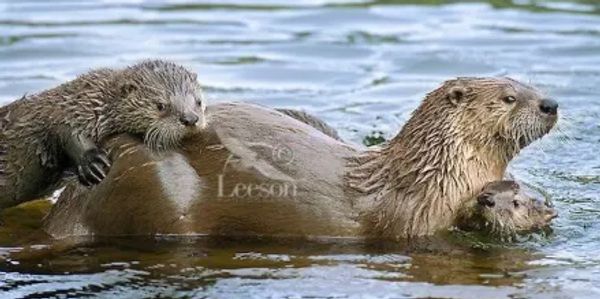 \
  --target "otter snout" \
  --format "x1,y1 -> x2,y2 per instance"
544,208 -> 558,221
180,113 -> 200,127
534,198 -> 558,223
542,200 -> 558,221
539,98 -> 558,115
